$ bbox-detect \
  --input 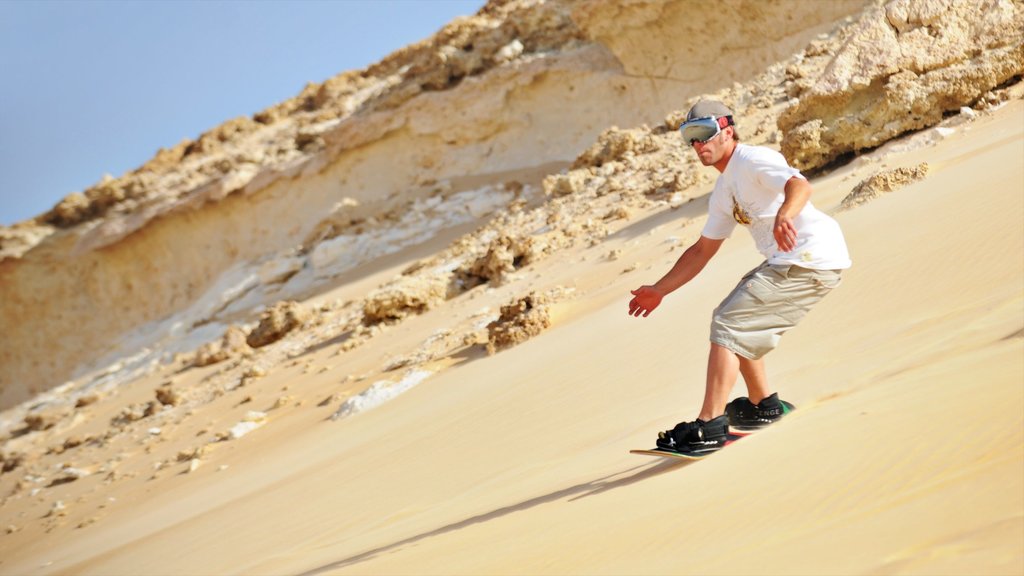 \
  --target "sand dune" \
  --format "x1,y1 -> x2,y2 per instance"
1,85 -> 1020,576
1,1 -> 1022,574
